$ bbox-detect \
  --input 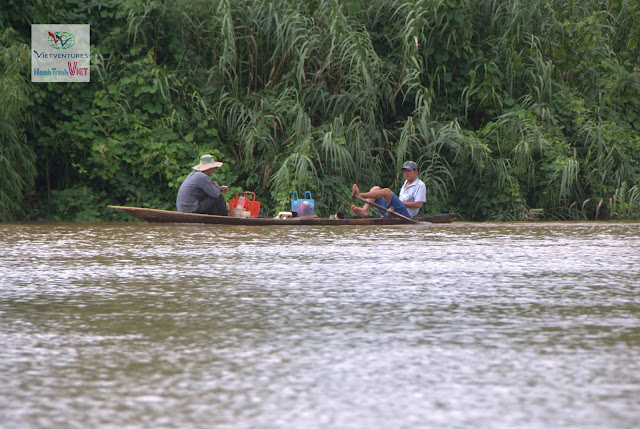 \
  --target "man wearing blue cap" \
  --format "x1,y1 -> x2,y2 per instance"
351,161 -> 427,218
